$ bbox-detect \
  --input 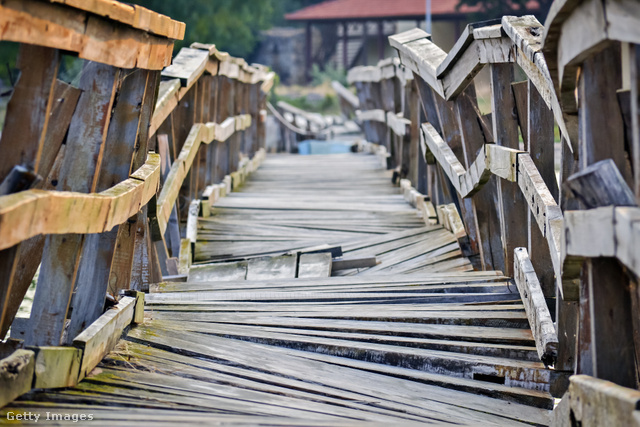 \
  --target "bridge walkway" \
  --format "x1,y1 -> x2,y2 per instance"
3,153 -> 552,426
